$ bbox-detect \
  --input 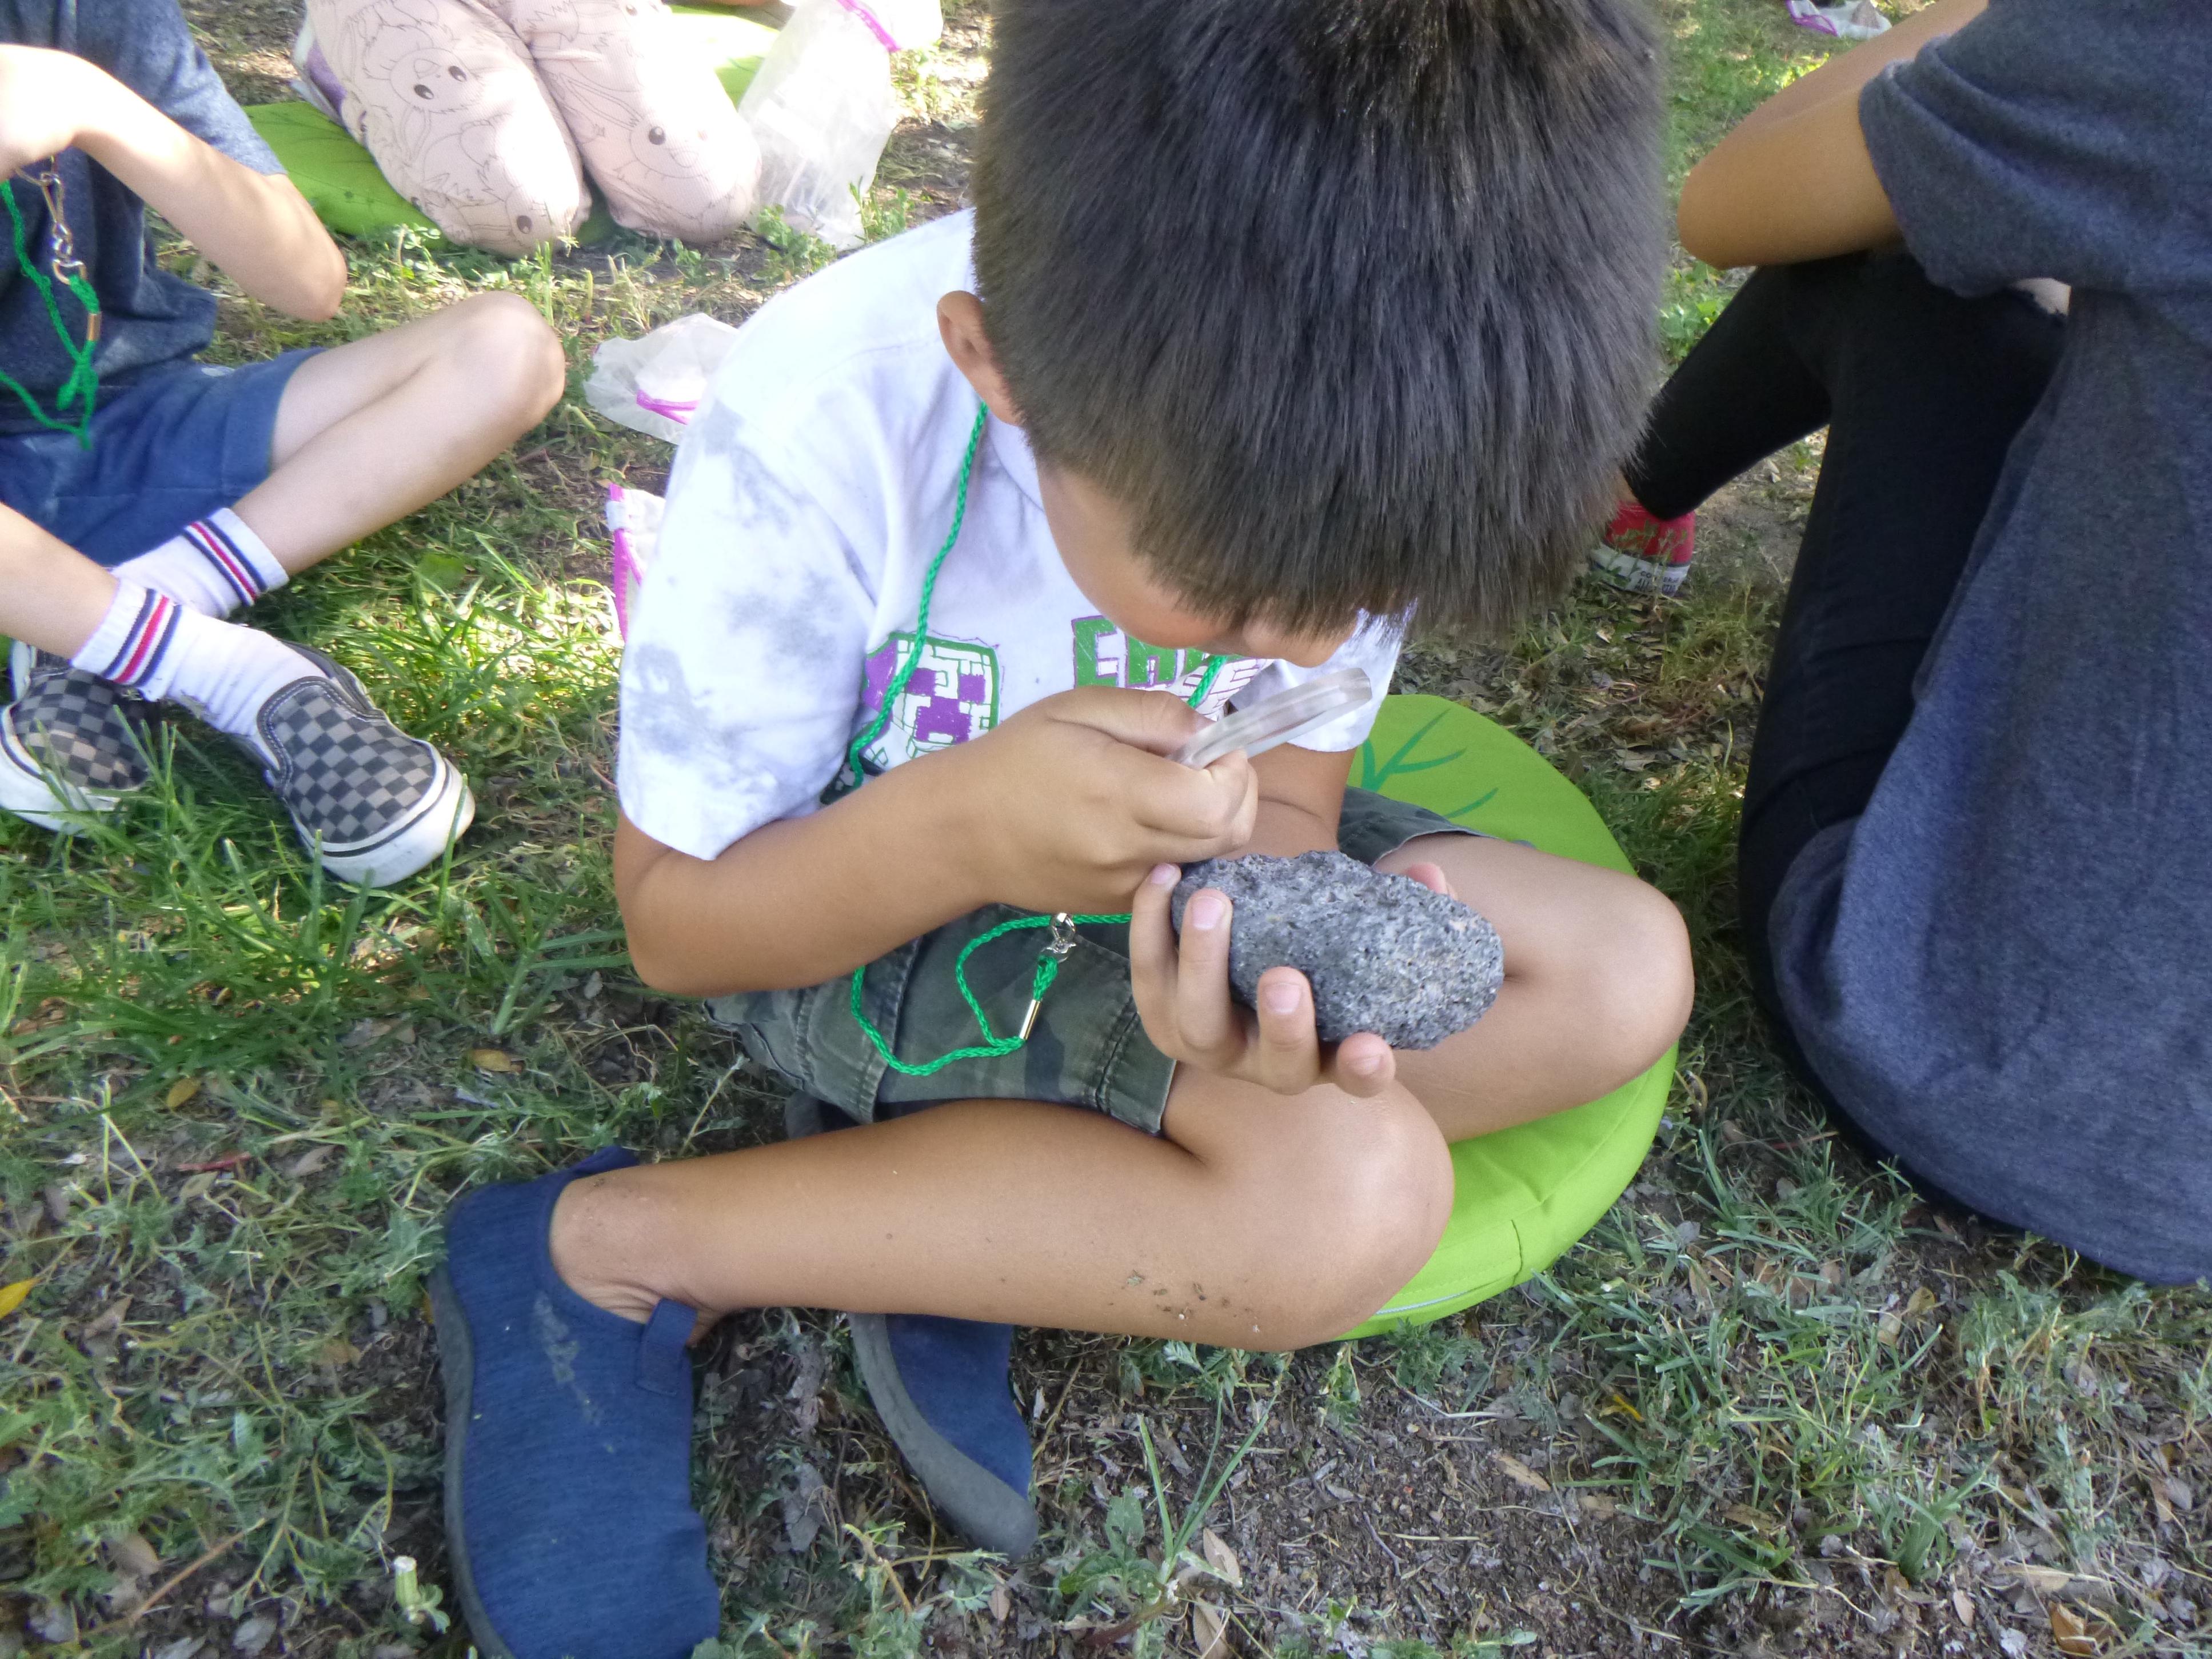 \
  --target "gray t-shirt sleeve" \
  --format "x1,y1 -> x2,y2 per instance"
1858,0 -> 2186,297
76,0 -> 284,175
